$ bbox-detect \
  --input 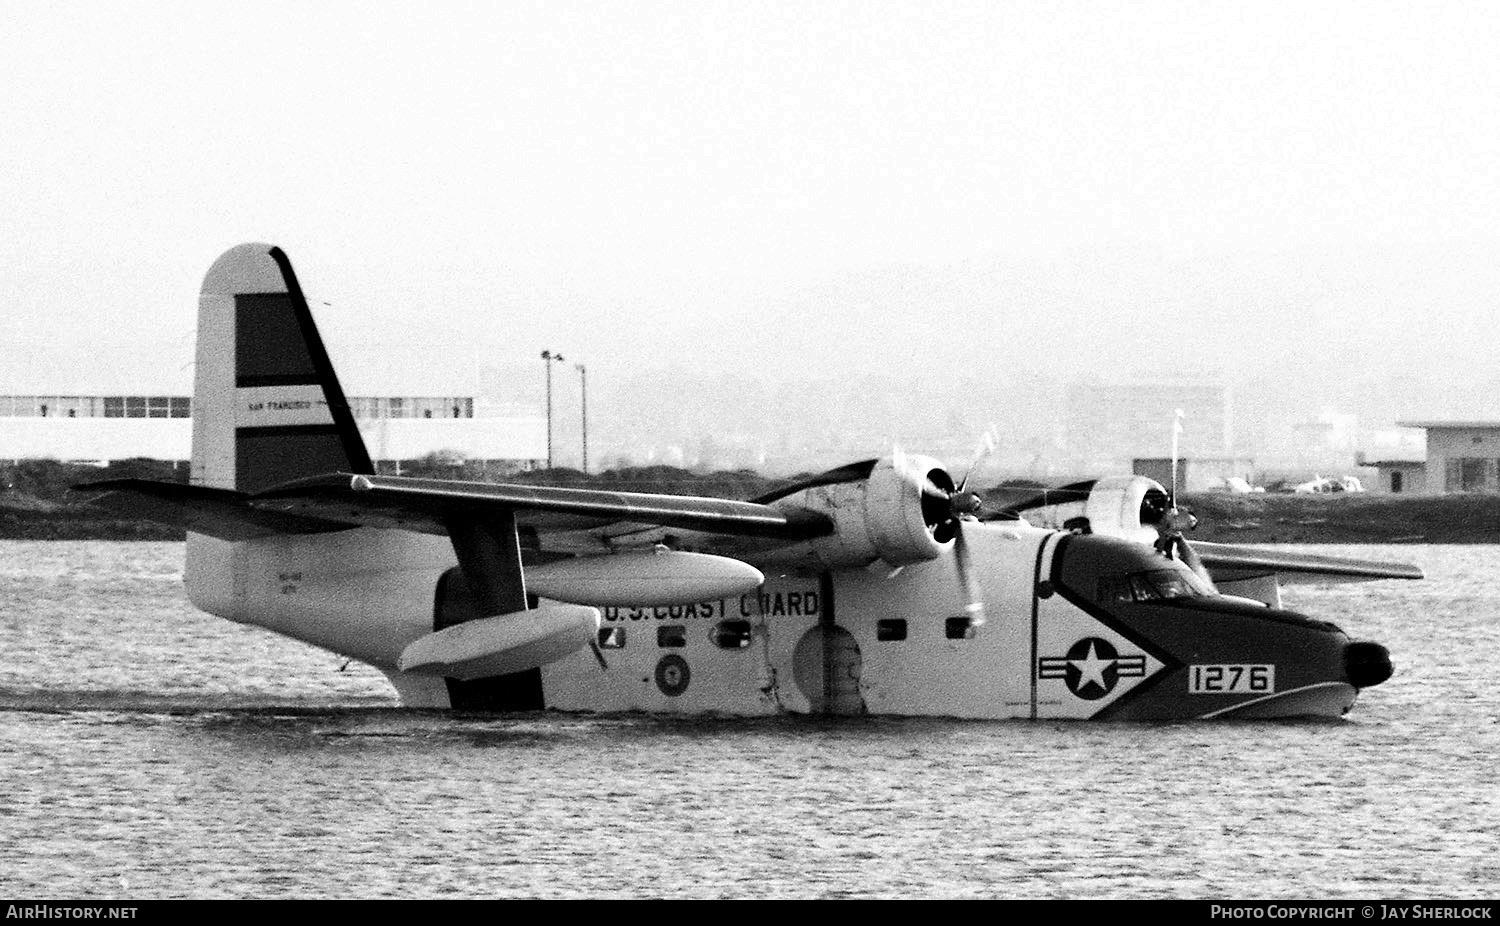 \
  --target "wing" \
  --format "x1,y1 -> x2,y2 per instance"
1191,540 -> 1424,584
77,472 -> 833,547
985,476 -> 1424,585
74,479 -> 350,541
